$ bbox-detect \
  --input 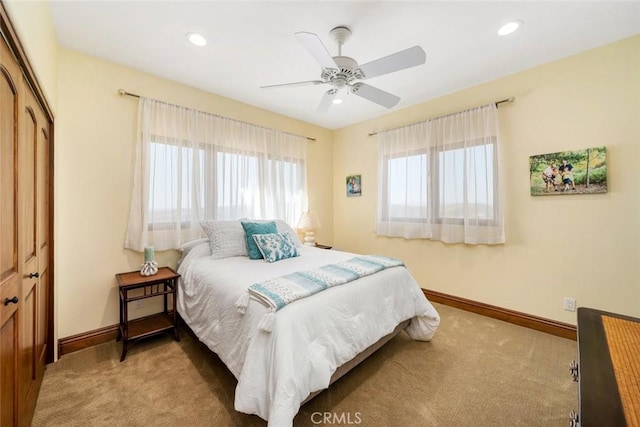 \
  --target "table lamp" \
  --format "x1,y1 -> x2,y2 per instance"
297,211 -> 321,246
